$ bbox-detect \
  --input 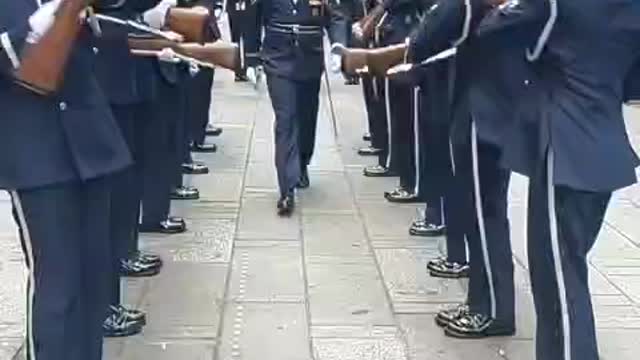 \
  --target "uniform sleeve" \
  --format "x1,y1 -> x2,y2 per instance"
476,0 -> 547,38
0,24 -> 30,72
407,0 -> 465,63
